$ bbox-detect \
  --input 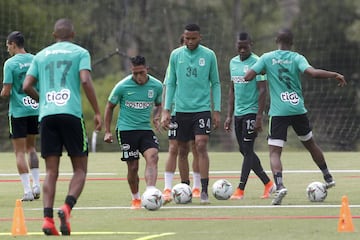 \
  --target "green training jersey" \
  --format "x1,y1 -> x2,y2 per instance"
165,45 -> 221,113
108,74 -> 163,131
3,53 -> 39,117
229,53 -> 265,116
27,41 -> 91,121
251,50 -> 311,116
